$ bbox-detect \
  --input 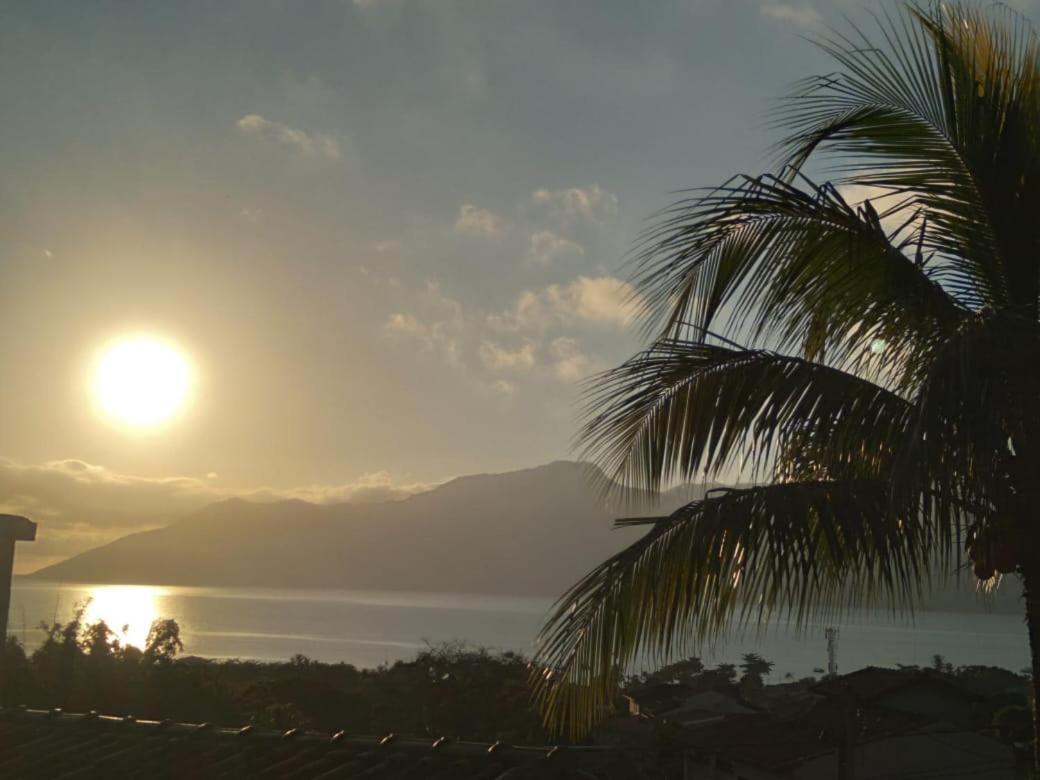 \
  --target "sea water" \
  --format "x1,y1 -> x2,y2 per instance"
8,581 -> 1030,677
